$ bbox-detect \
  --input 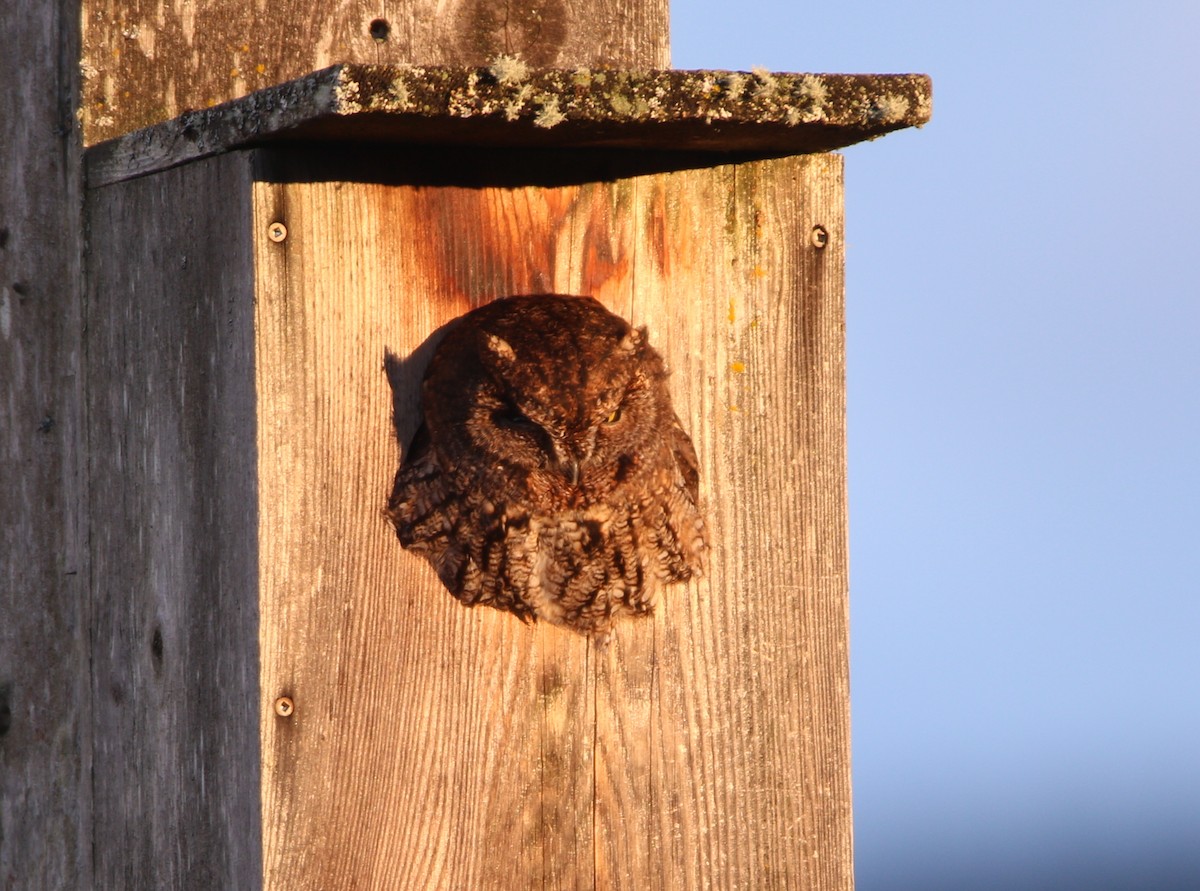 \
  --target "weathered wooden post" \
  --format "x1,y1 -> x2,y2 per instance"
1,2 -> 88,887
5,1 -> 929,888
